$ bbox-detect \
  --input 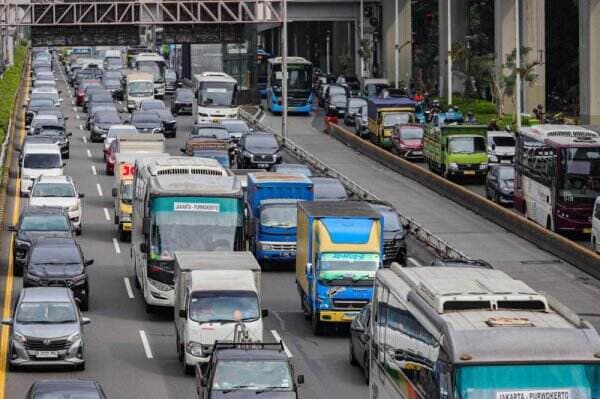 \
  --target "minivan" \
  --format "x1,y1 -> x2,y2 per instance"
20,143 -> 64,196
